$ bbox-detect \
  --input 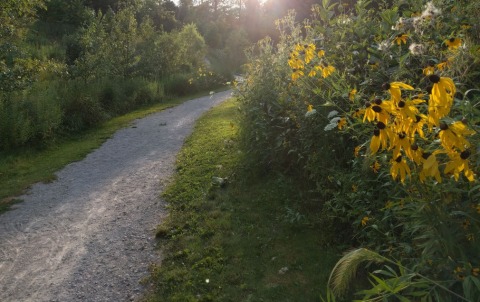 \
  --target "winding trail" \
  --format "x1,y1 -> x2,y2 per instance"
0,90 -> 232,302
